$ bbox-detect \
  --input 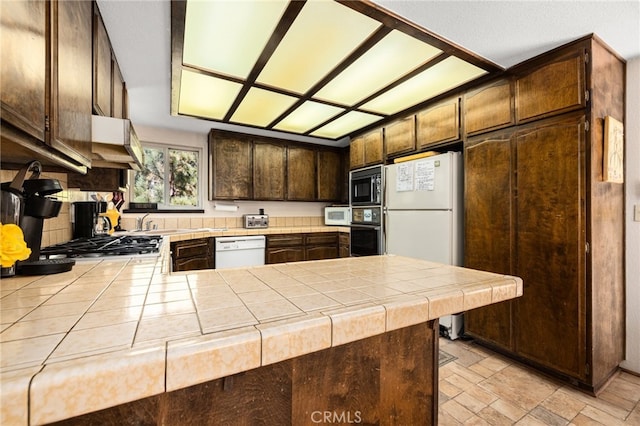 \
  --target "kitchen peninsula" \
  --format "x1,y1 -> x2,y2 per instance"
0,241 -> 522,425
